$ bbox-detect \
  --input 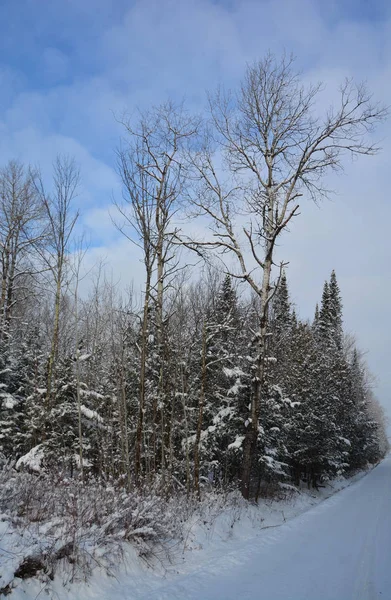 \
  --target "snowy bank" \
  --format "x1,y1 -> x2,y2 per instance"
0,464 -> 376,599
